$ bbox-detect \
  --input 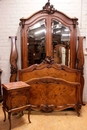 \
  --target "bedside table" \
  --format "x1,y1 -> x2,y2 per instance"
2,81 -> 31,130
